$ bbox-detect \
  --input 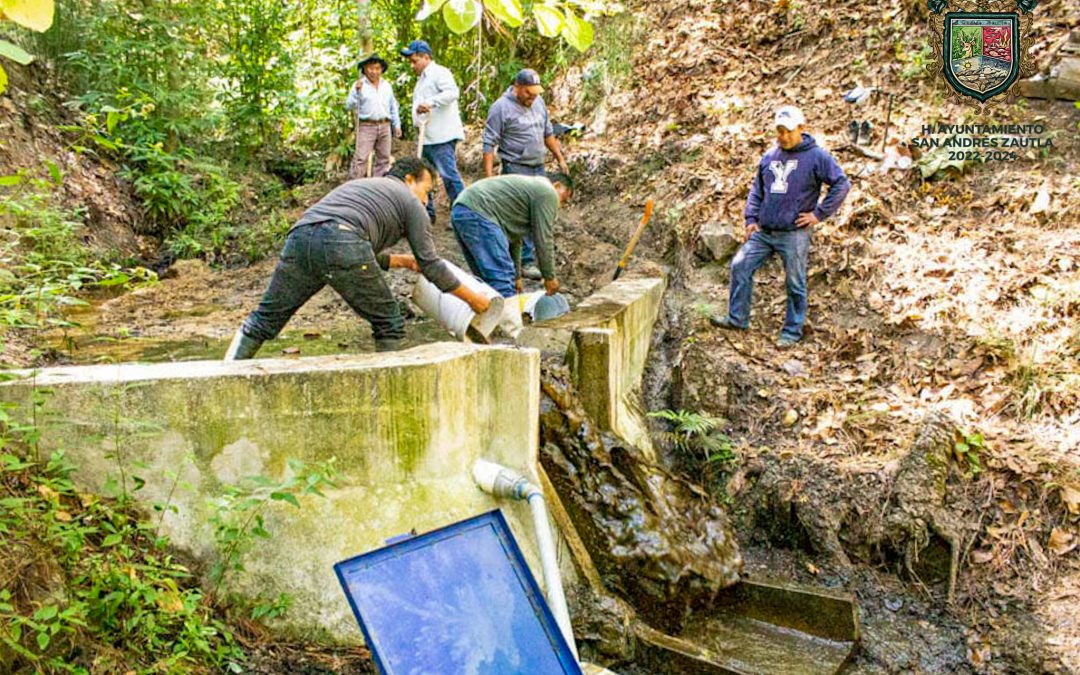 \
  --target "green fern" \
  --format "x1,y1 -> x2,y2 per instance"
648,409 -> 735,465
